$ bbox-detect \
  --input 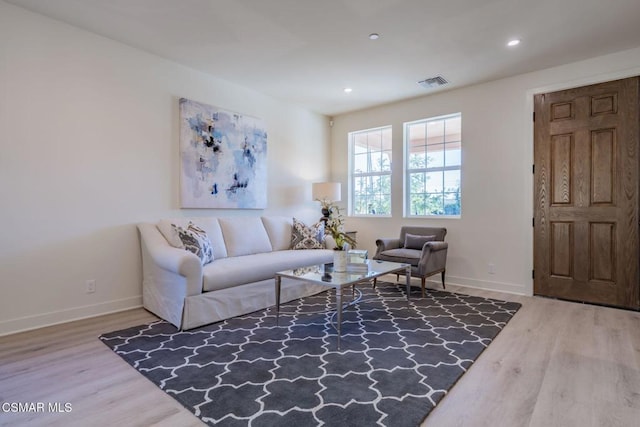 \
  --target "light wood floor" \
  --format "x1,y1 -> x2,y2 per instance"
1,284 -> 639,427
